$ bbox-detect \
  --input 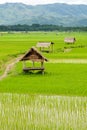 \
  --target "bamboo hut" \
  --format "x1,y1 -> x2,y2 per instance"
20,47 -> 48,74
64,37 -> 76,44
36,42 -> 54,52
